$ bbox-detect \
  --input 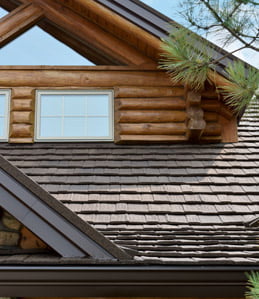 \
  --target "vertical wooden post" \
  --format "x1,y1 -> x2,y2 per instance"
185,89 -> 206,142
